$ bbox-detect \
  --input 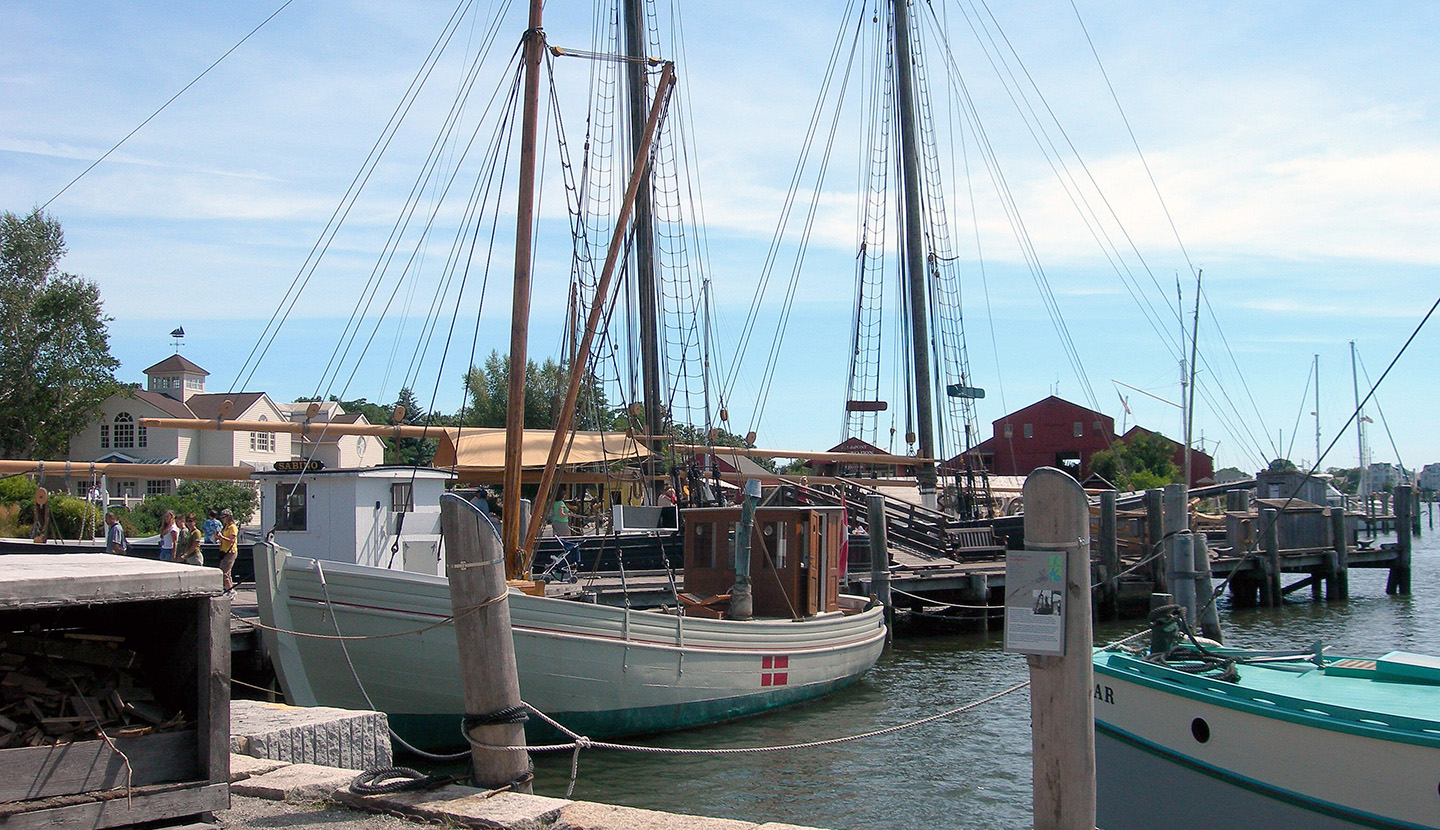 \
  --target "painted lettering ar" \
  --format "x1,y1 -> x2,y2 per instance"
1093,683 -> 1115,704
